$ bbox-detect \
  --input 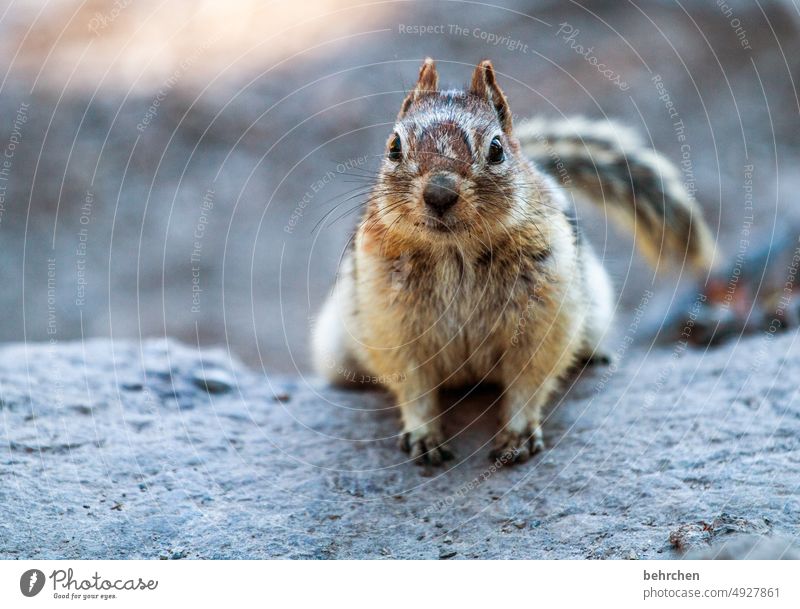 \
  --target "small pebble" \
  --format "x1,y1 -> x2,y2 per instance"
439,550 -> 457,560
